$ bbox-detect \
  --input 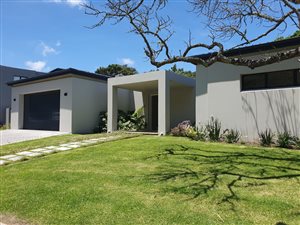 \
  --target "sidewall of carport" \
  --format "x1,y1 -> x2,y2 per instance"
71,77 -> 134,133
11,77 -> 73,132
170,85 -> 195,128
